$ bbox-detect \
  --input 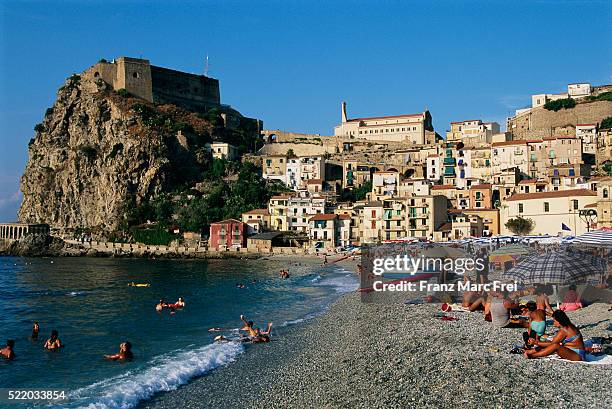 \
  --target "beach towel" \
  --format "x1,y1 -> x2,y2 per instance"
445,303 -> 471,312
544,354 -> 612,365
